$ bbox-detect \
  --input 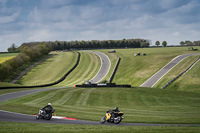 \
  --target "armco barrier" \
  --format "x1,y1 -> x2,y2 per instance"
109,57 -> 121,83
0,52 -> 81,89
162,56 -> 200,89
